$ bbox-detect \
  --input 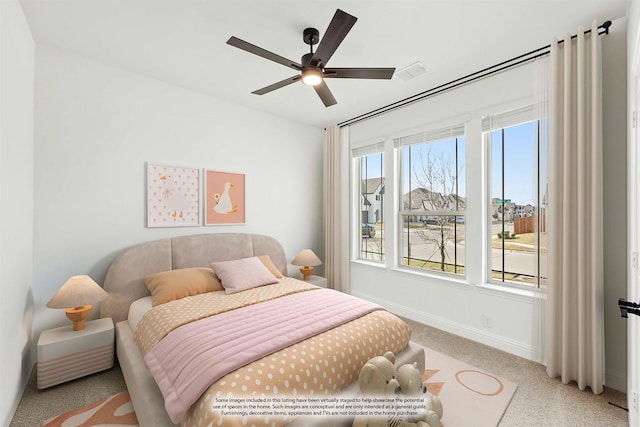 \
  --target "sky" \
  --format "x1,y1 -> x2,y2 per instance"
360,120 -> 544,207
490,120 -> 542,206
